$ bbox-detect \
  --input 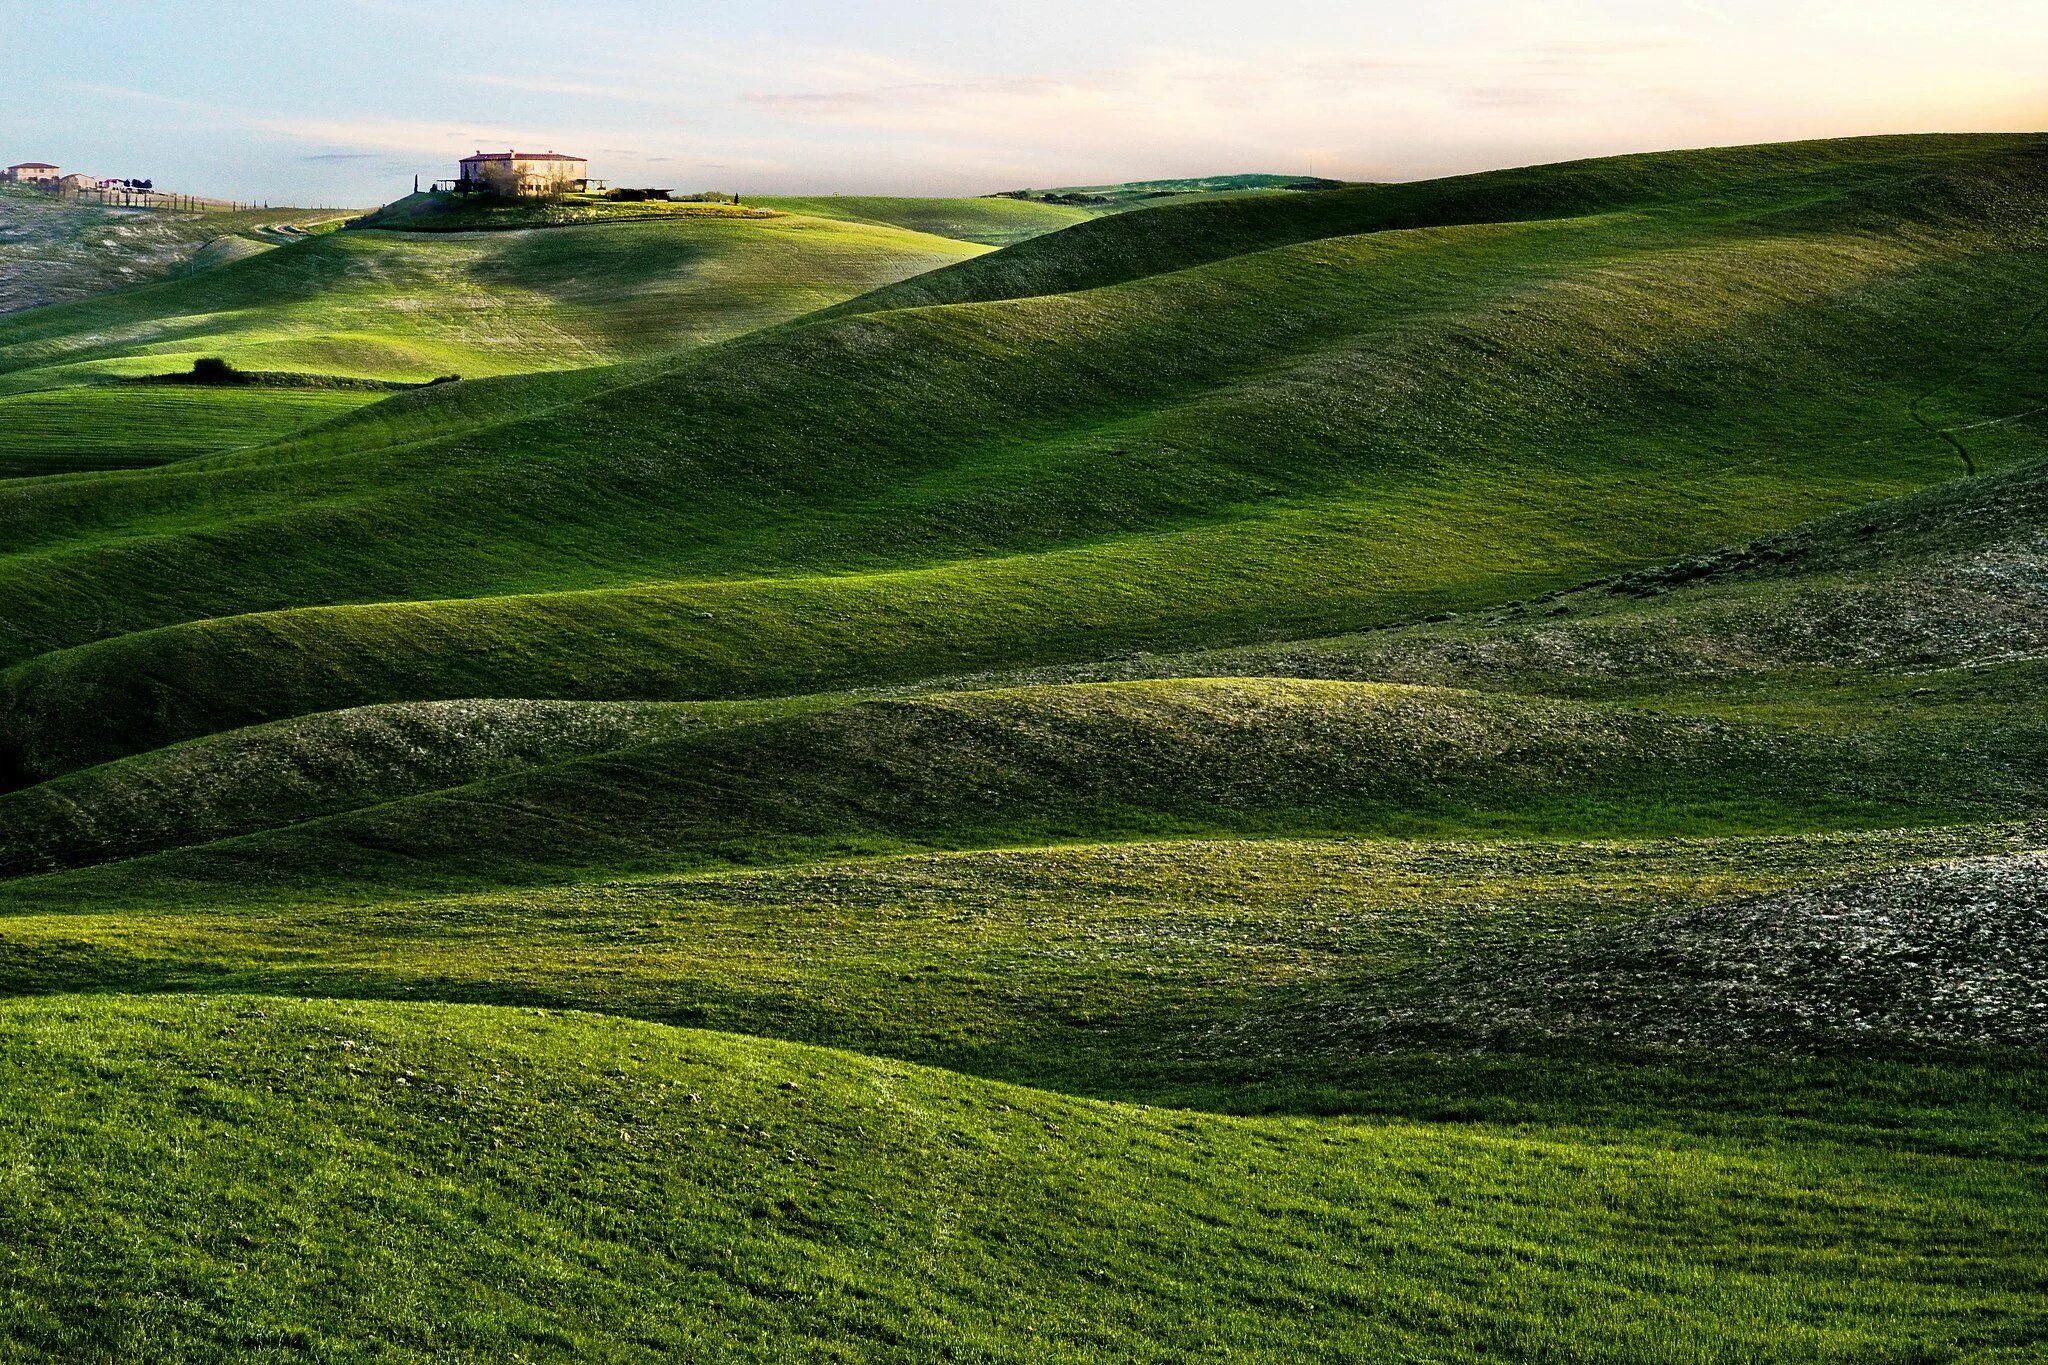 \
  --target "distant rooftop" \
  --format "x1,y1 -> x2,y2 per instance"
8,162 -> 58,170
459,150 -> 586,164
